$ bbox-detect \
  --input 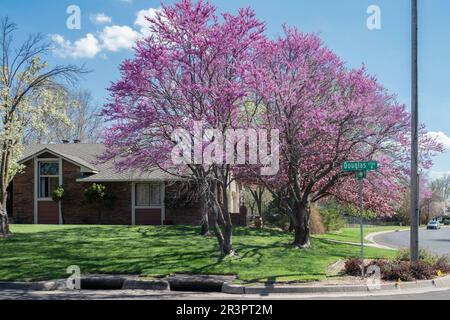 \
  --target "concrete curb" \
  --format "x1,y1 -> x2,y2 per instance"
364,229 -> 409,250
0,276 -> 170,291
222,275 -> 450,295
321,238 -> 397,250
